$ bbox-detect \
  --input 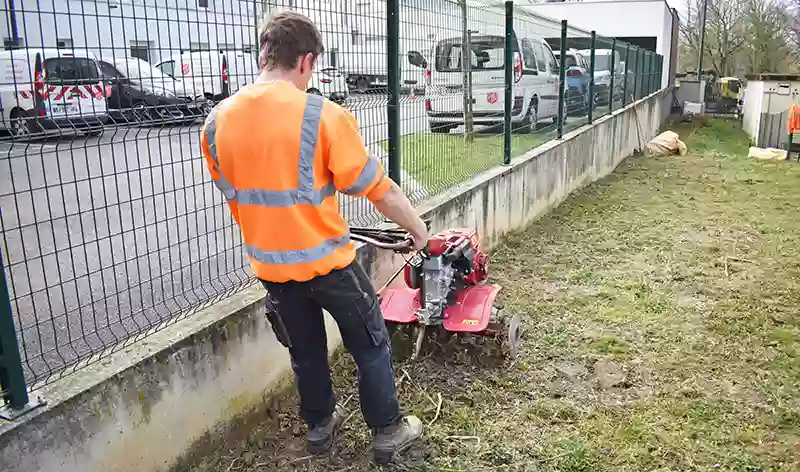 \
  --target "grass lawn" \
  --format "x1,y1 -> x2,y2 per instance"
192,119 -> 799,471
391,130 -> 552,193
